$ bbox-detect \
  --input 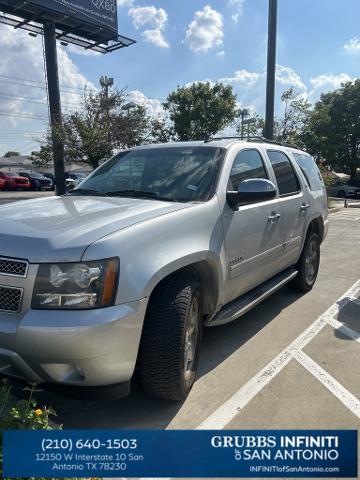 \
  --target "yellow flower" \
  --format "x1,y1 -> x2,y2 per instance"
35,409 -> 43,416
